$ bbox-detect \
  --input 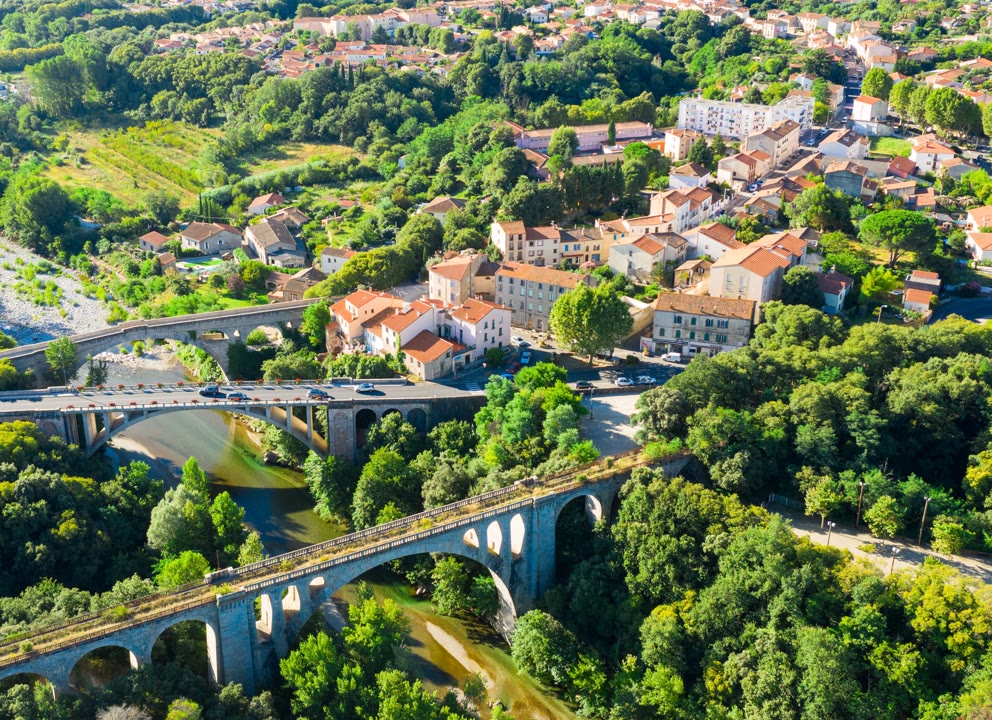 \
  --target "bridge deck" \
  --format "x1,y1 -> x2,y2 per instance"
0,449 -> 661,670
